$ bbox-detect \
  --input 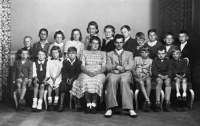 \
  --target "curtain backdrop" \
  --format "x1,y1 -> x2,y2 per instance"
0,0 -> 11,100
159,0 -> 193,42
